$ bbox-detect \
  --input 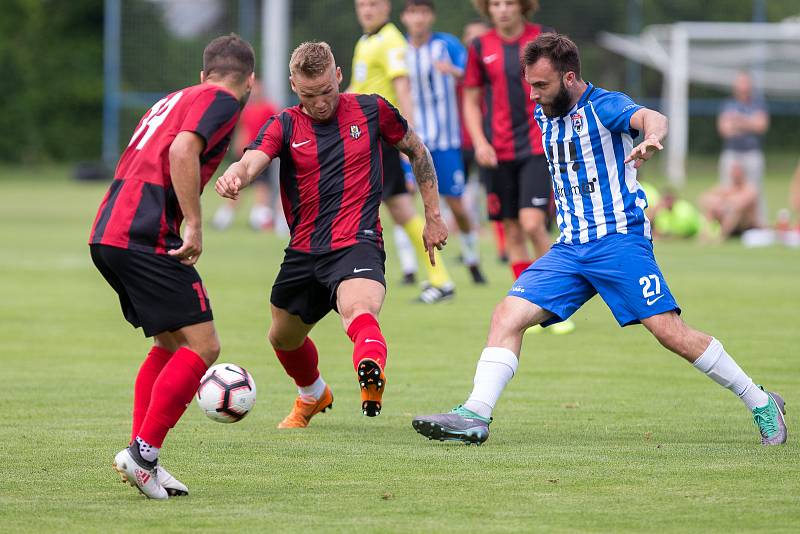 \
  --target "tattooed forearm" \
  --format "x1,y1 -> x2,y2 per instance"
396,130 -> 438,189
395,129 -> 442,219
